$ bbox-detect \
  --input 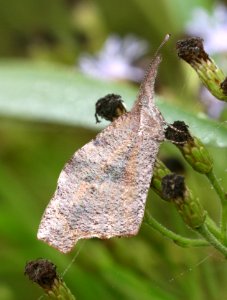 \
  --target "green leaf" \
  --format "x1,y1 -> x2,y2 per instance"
0,60 -> 226,147
0,60 -> 135,128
